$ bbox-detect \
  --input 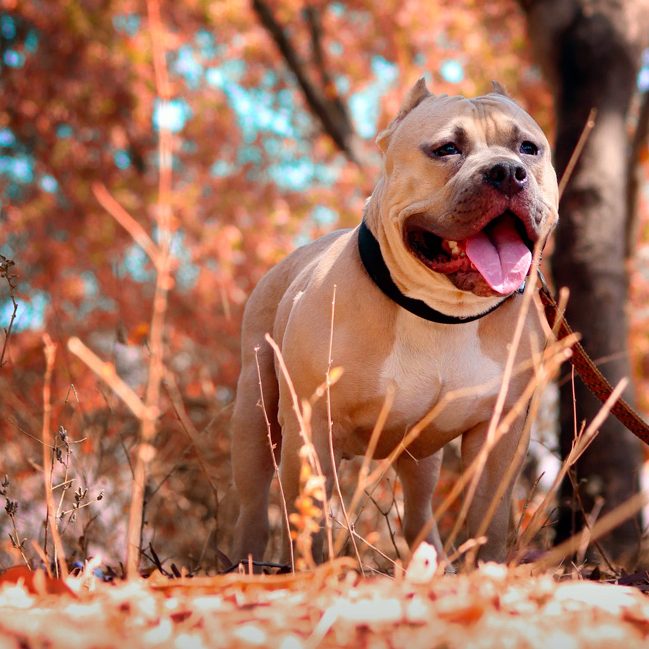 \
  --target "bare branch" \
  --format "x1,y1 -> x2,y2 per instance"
67,337 -> 150,420
92,182 -> 161,270
251,0 -> 359,164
